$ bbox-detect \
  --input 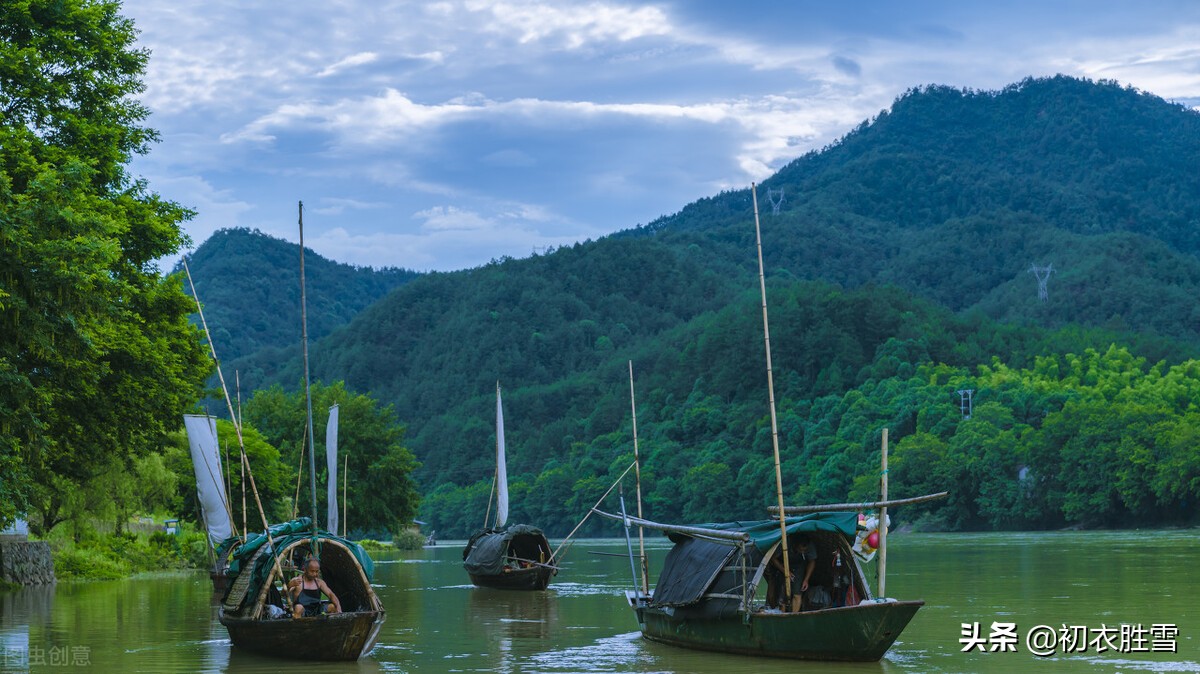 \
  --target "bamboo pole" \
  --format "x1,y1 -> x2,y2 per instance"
879,428 -> 889,598
182,257 -> 287,609
550,458 -> 638,563
768,491 -> 949,515
291,432 -> 306,520
241,448 -> 247,541
223,438 -> 235,538
299,201 -> 319,536
591,508 -> 750,544
343,452 -> 348,538
483,470 -> 496,529
628,360 -> 648,594
752,183 -> 792,606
